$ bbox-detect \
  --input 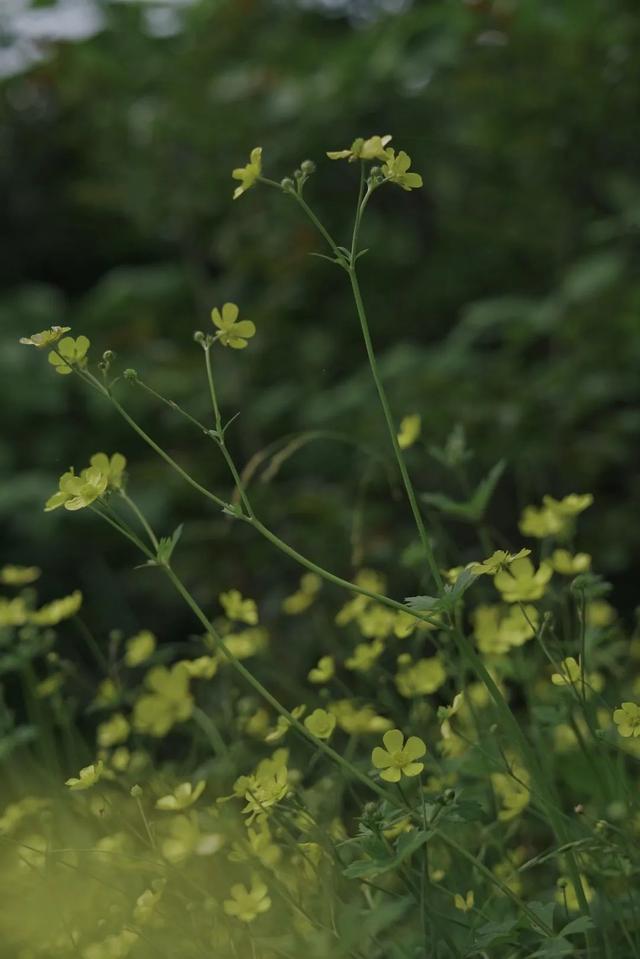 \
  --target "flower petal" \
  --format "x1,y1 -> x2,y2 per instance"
403,736 -> 427,761
382,728 -> 404,753
371,746 -> 393,769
